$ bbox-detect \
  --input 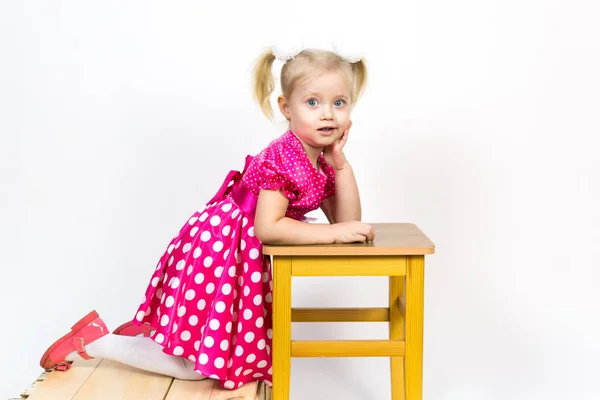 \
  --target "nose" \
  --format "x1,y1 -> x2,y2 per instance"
320,105 -> 334,120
